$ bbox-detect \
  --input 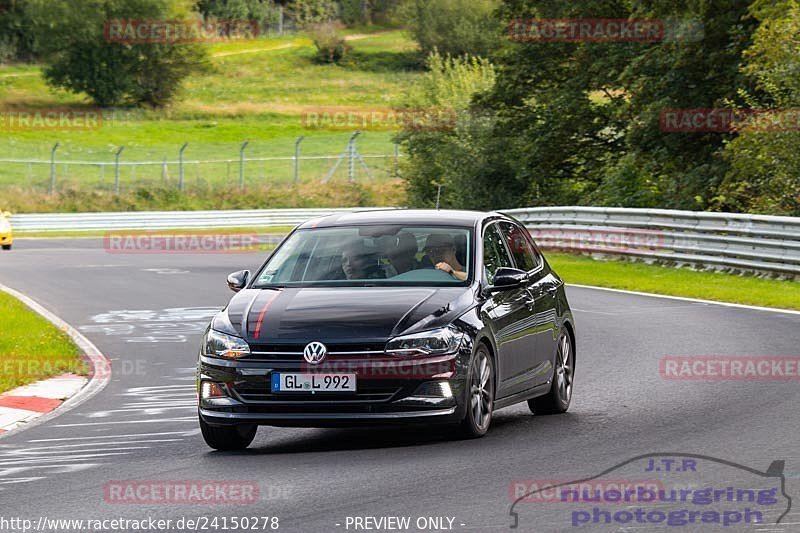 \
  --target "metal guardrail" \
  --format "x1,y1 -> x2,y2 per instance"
504,207 -> 800,278
9,206 -> 800,278
9,208 -> 389,232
